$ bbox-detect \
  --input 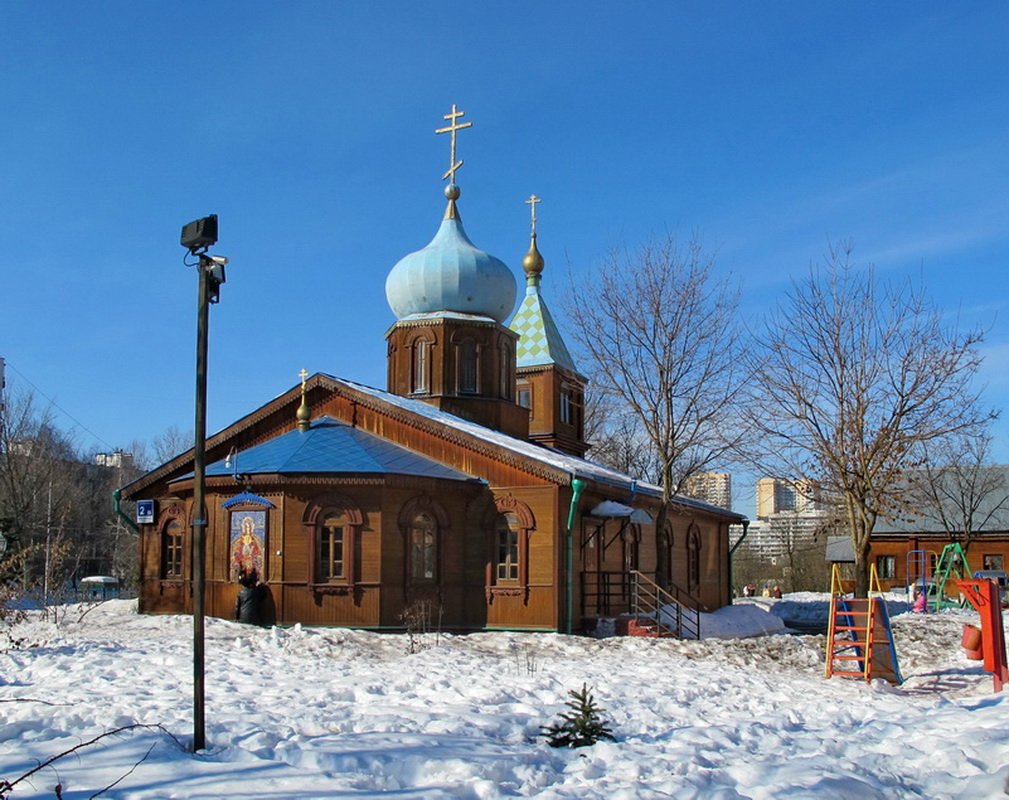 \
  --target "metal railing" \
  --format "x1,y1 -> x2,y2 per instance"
630,570 -> 701,640
581,570 -> 632,617
580,570 -> 701,639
